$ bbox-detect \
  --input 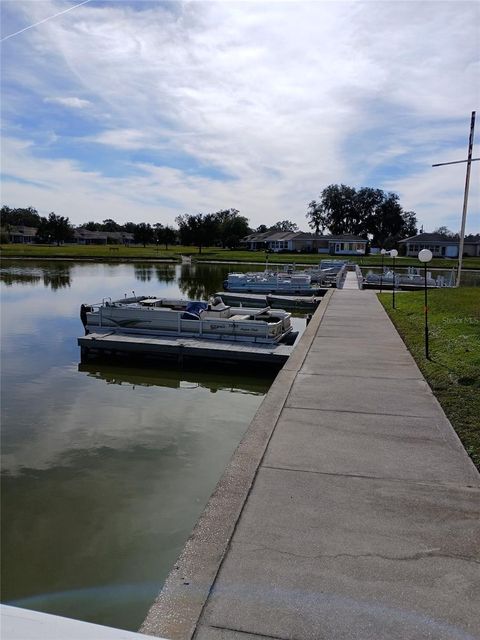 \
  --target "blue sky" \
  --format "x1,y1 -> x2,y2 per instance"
1,0 -> 479,232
